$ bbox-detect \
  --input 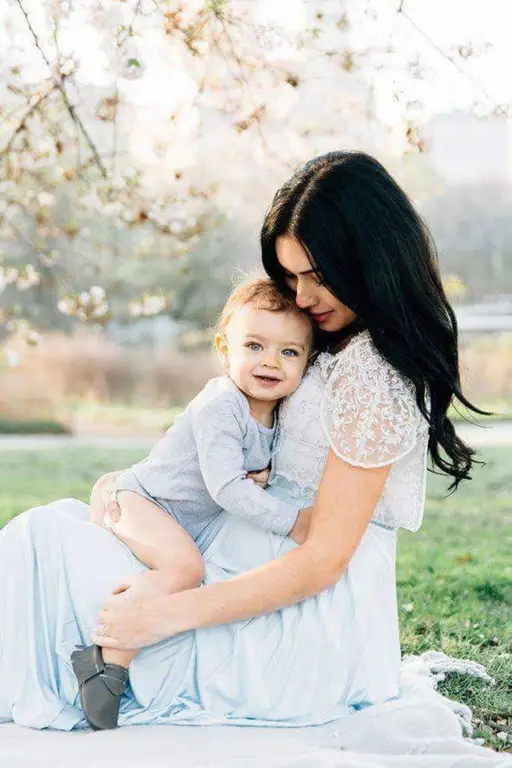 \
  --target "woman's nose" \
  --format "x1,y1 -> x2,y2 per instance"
295,281 -> 315,309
